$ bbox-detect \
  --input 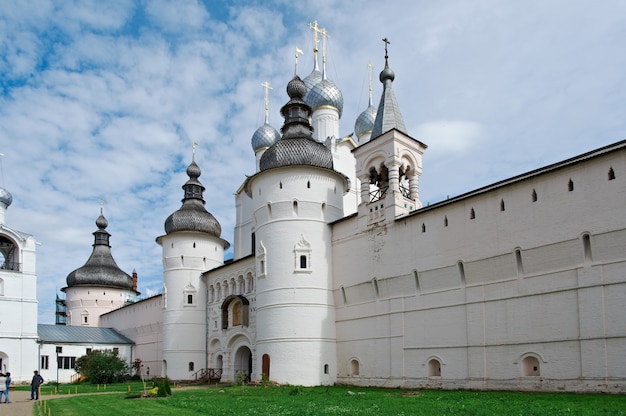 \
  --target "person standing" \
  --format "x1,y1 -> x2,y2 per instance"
3,372 -> 10,403
30,370 -> 44,400
0,373 -> 6,403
